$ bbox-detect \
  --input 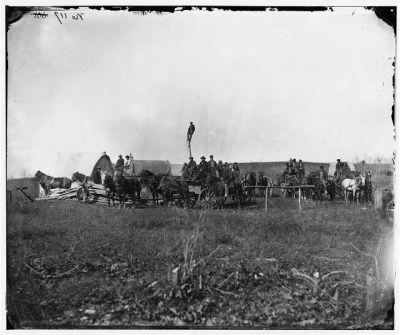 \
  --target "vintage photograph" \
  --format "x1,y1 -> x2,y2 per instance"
5,6 -> 395,329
